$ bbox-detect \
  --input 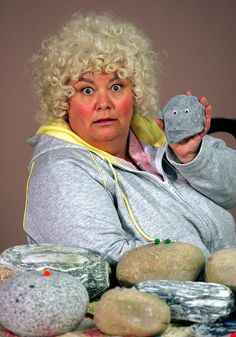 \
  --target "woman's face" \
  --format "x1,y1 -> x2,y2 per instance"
68,72 -> 133,156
